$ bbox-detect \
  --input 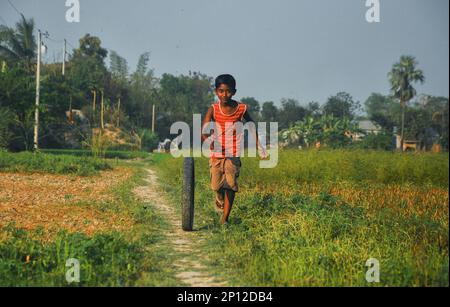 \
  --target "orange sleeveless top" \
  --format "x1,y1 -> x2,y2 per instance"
211,101 -> 247,158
